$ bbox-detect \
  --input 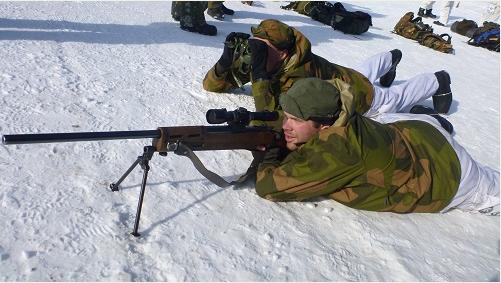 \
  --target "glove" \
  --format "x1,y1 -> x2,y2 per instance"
217,32 -> 251,70
262,146 -> 290,166
248,39 -> 269,81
